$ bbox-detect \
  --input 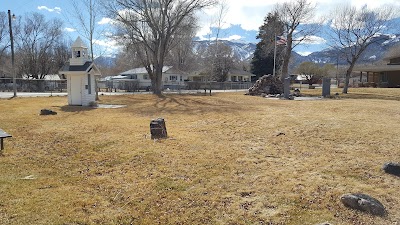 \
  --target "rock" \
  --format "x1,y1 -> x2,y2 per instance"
316,222 -> 332,225
383,162 -> 400,176
247,74 -> 283,96
340,193 -> 387,216
150,118 -> 168,139
293,88 -> 301,97
40,109 -> 57,115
